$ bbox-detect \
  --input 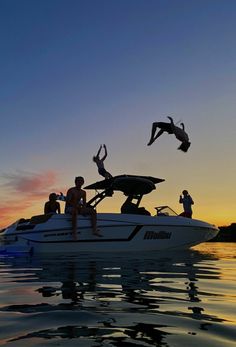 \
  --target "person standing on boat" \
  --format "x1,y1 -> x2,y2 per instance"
44,193 -> 61,214
179,190 -> 194,218
65,176 -> 102,240
93,144 -> 112,179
